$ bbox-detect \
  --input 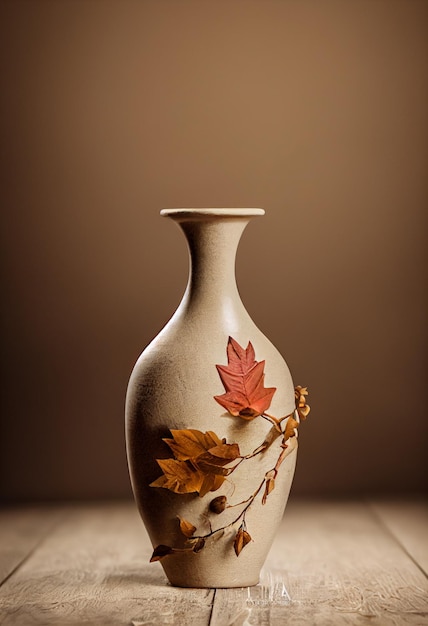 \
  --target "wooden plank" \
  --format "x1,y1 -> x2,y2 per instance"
1,501 -> 427,625
0,503 -> 214,625
0,506 -> 64,585
209,567 -> 291,626
209,500 -> 428,625
370,499 -> 428,576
